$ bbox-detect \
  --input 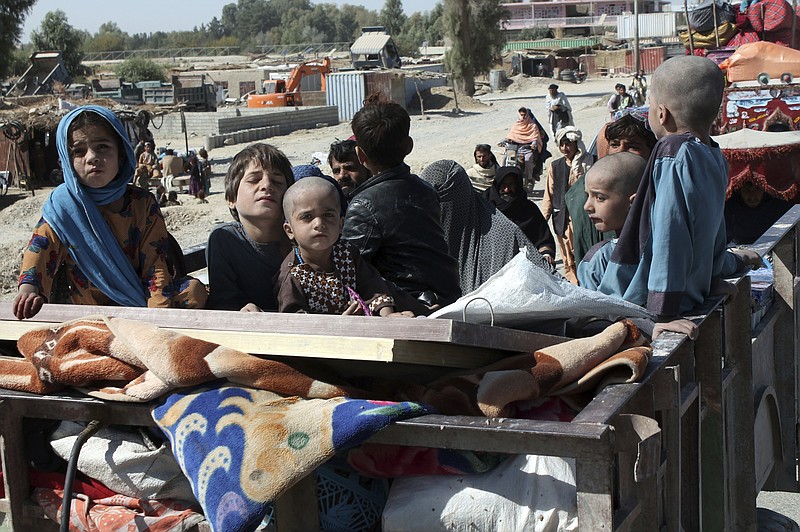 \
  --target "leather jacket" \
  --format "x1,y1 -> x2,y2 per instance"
342,163 -> 462,305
